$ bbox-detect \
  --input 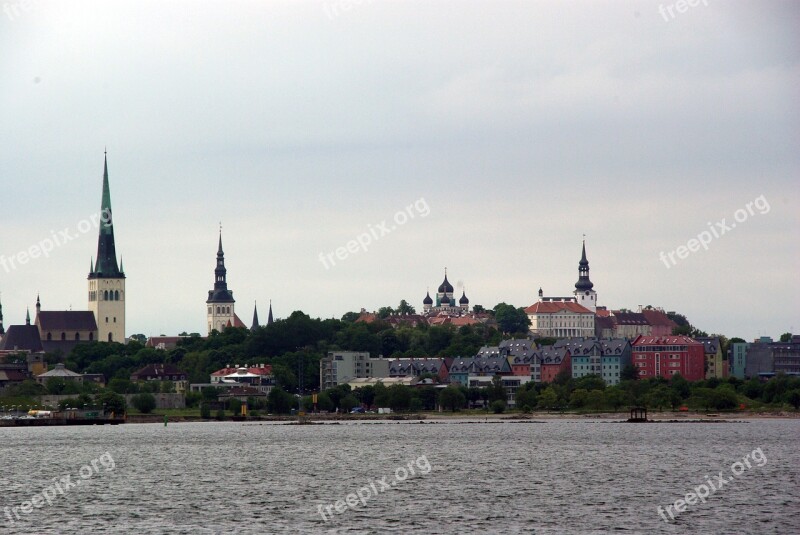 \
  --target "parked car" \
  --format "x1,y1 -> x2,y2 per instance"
350,407 -> 365,414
